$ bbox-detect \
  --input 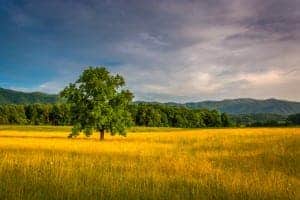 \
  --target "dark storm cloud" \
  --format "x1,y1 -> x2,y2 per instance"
0,0 -> 299,101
